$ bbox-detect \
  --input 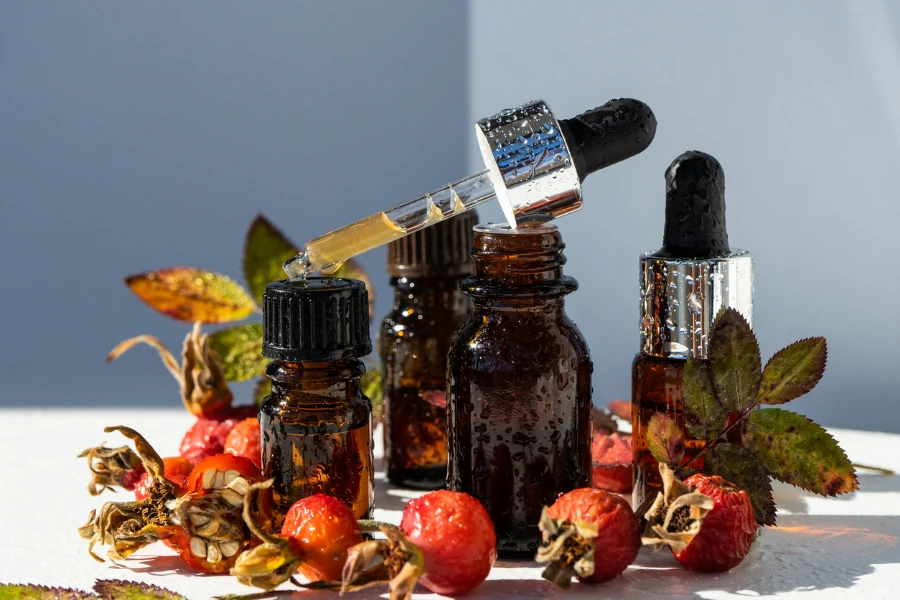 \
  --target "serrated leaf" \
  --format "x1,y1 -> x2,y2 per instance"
360,367 -> 383,421
252,377 -> 271,405
328,259 -> 376,318
683,359 -> 728,441
706,443 -> 777,526
207,323 -> 266,382
93,581 -> 184,600
758,337 -> 827,405
125,268 -> 256,324
709,308 -> 761,413
243,214 -> 298,306
0,584 -> 96,599
646,414 -> 685,467
746,408 -> 858,496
